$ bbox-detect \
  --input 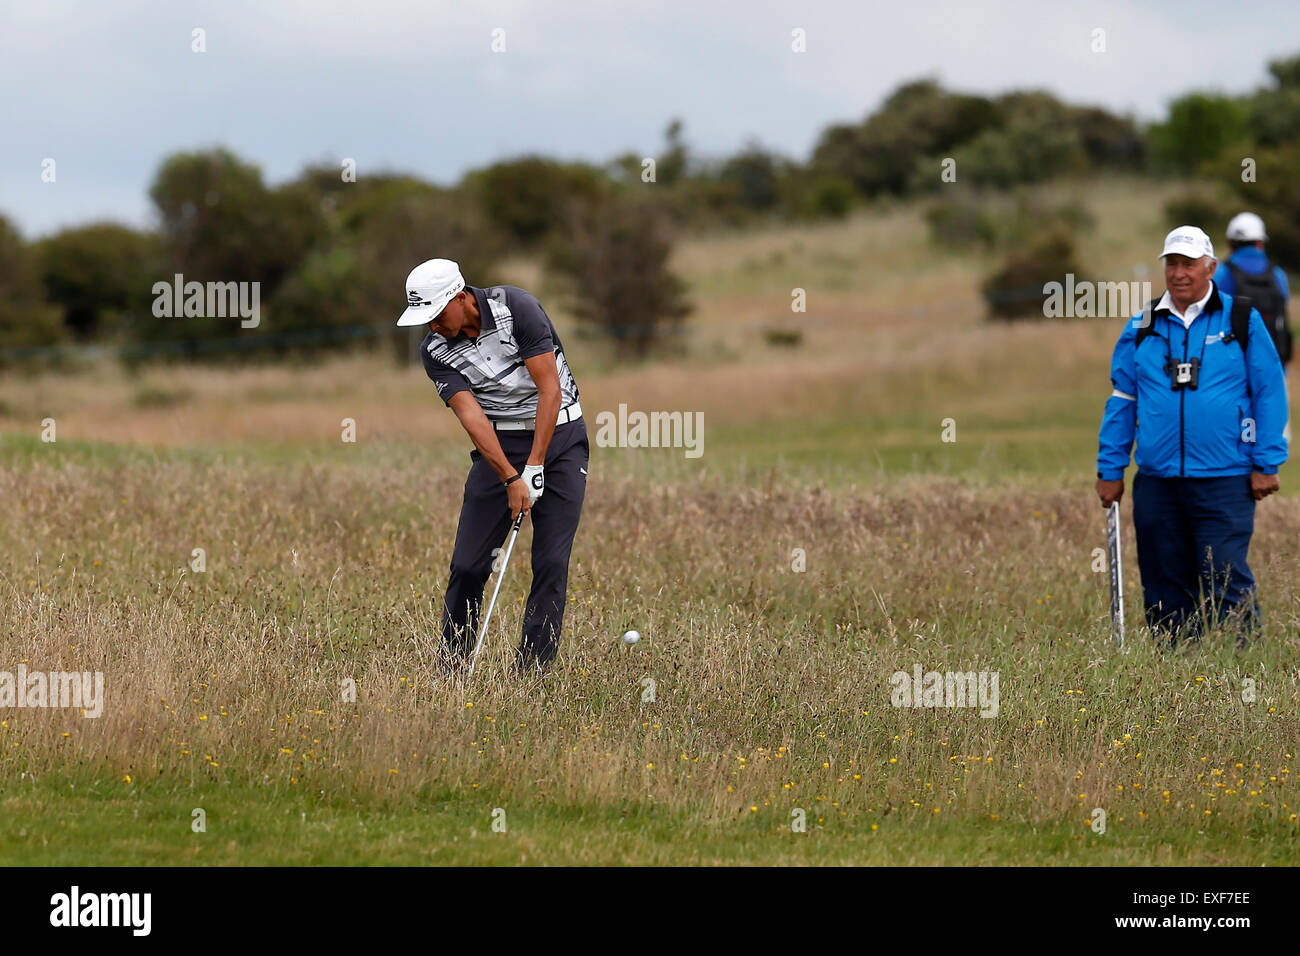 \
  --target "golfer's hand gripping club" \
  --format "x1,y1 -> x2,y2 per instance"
506,473 -> 531,520
522,463 -> 545,507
